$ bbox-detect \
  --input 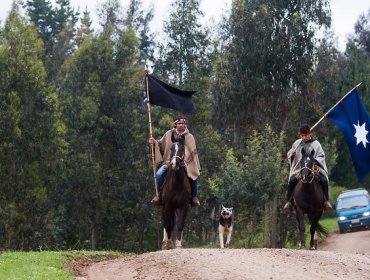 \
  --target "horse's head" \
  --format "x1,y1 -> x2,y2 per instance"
299,148 -> 317,183
170,133 -> 185,170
